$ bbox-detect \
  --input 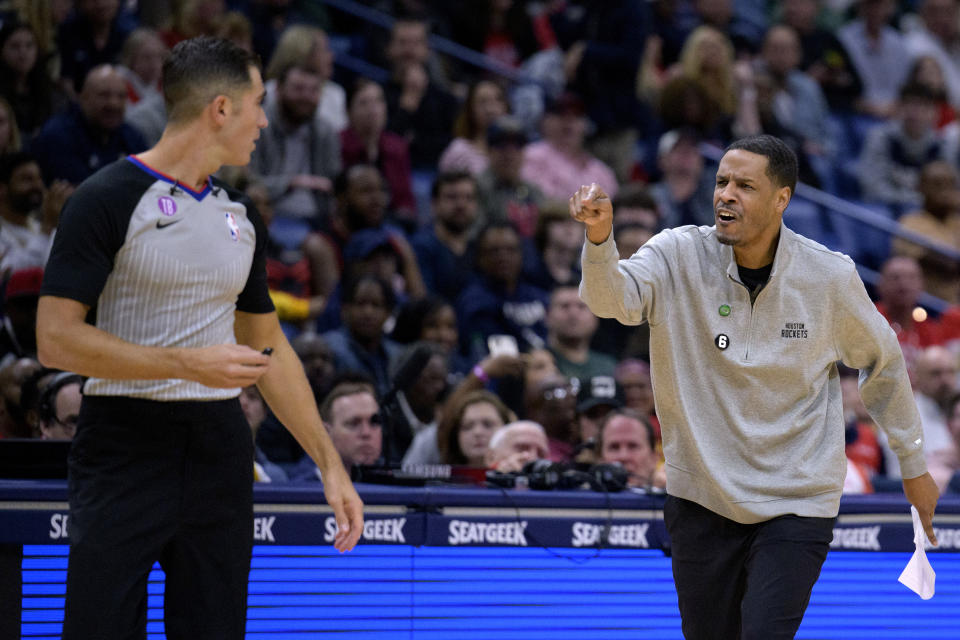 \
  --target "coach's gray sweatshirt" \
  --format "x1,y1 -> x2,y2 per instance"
580,223 -> 926,523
